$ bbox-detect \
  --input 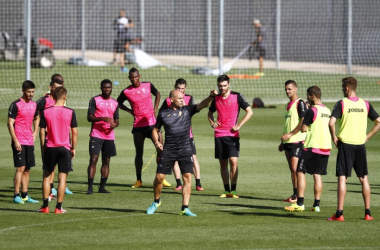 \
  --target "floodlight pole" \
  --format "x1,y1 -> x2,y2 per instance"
347,0 -> 352,74
276,0 -> 281,69
25,0 -> 31,80
207,0 -> 212,68
140,0 -> 145,51
218,0 -> 224,75
81,0 -> 86,62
